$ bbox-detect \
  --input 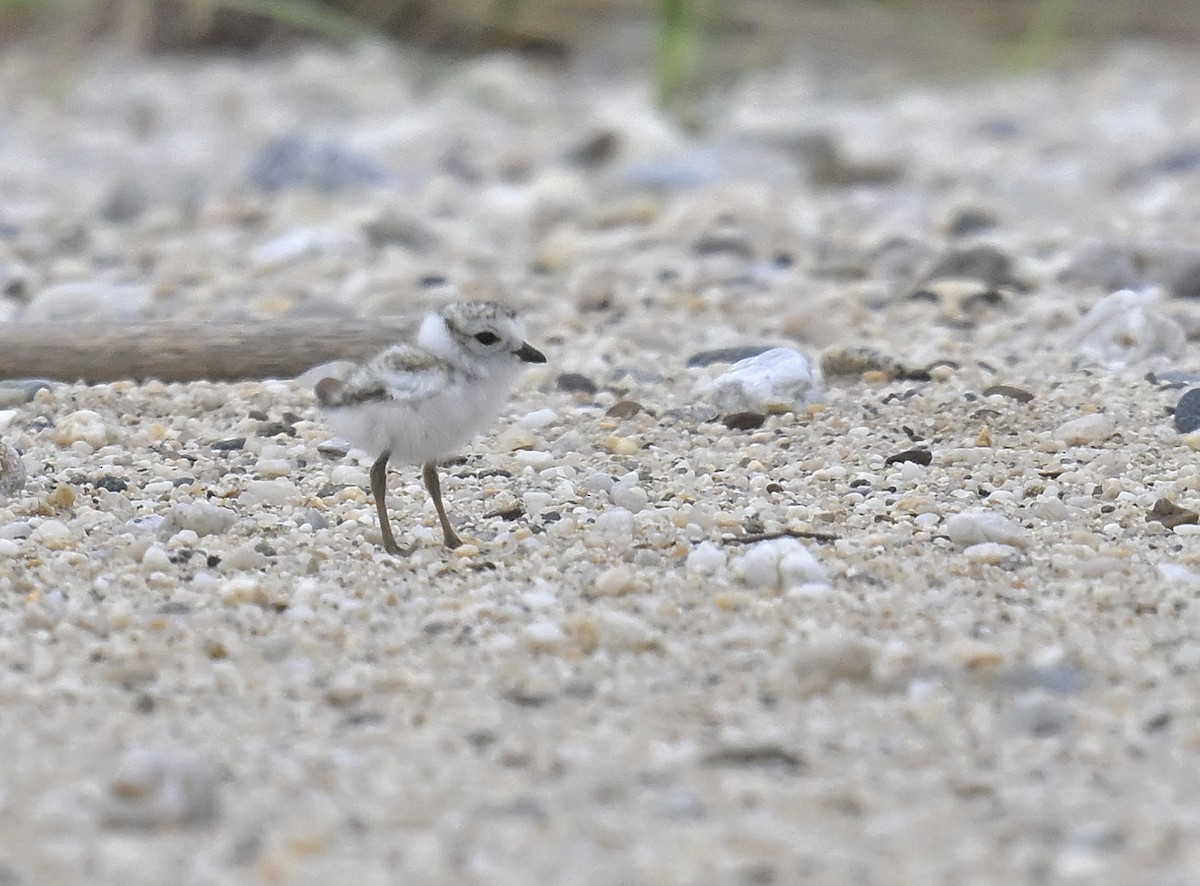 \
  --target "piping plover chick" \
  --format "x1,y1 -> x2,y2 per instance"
315,301 -> 546,555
